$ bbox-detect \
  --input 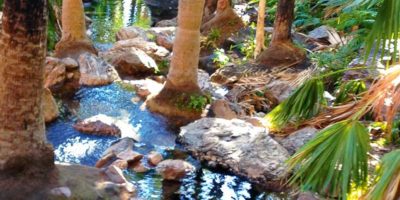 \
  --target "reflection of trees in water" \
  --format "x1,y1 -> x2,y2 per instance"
86,0 -> 151,44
